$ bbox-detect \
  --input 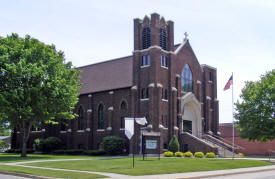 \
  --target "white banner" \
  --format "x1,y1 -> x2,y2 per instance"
135,117 -> 147,125
125,117 -> 134,139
